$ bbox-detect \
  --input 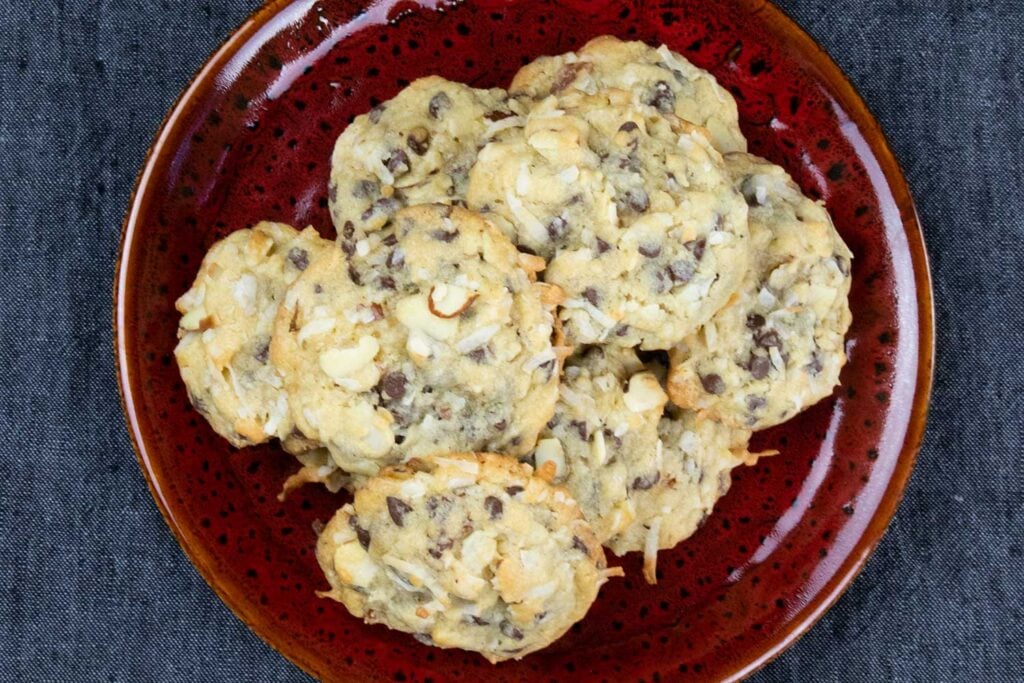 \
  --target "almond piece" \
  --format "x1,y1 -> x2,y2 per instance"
623,372 -> 668,414
319,336 -> 380,390
428,284 -> 477,318
533,438 -> 566,481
